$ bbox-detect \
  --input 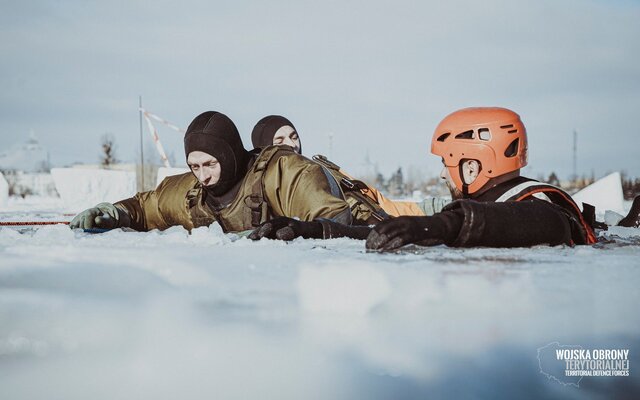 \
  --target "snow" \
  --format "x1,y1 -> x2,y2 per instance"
605,210 -> 625,226
156,167 -> 190,187
573,172 -> 625,216
0,135 -> 49,173
0,171 -> 8,207
51,168 -> 136,212
0,202 -> 639,399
